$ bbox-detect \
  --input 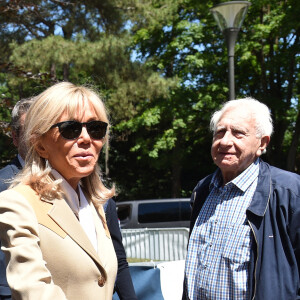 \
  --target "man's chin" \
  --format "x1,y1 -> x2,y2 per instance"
215,158 -> 236,168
